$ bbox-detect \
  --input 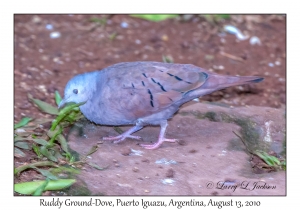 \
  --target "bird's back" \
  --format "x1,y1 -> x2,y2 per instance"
83,62 -> 263,125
